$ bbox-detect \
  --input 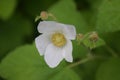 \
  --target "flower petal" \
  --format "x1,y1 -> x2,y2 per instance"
63,24 -> 76,40
37,21 -> 76,40
63,39 -> 73,62
35,34 -> 51,55
37,21 -> 64,33
44,44 -> 64,68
